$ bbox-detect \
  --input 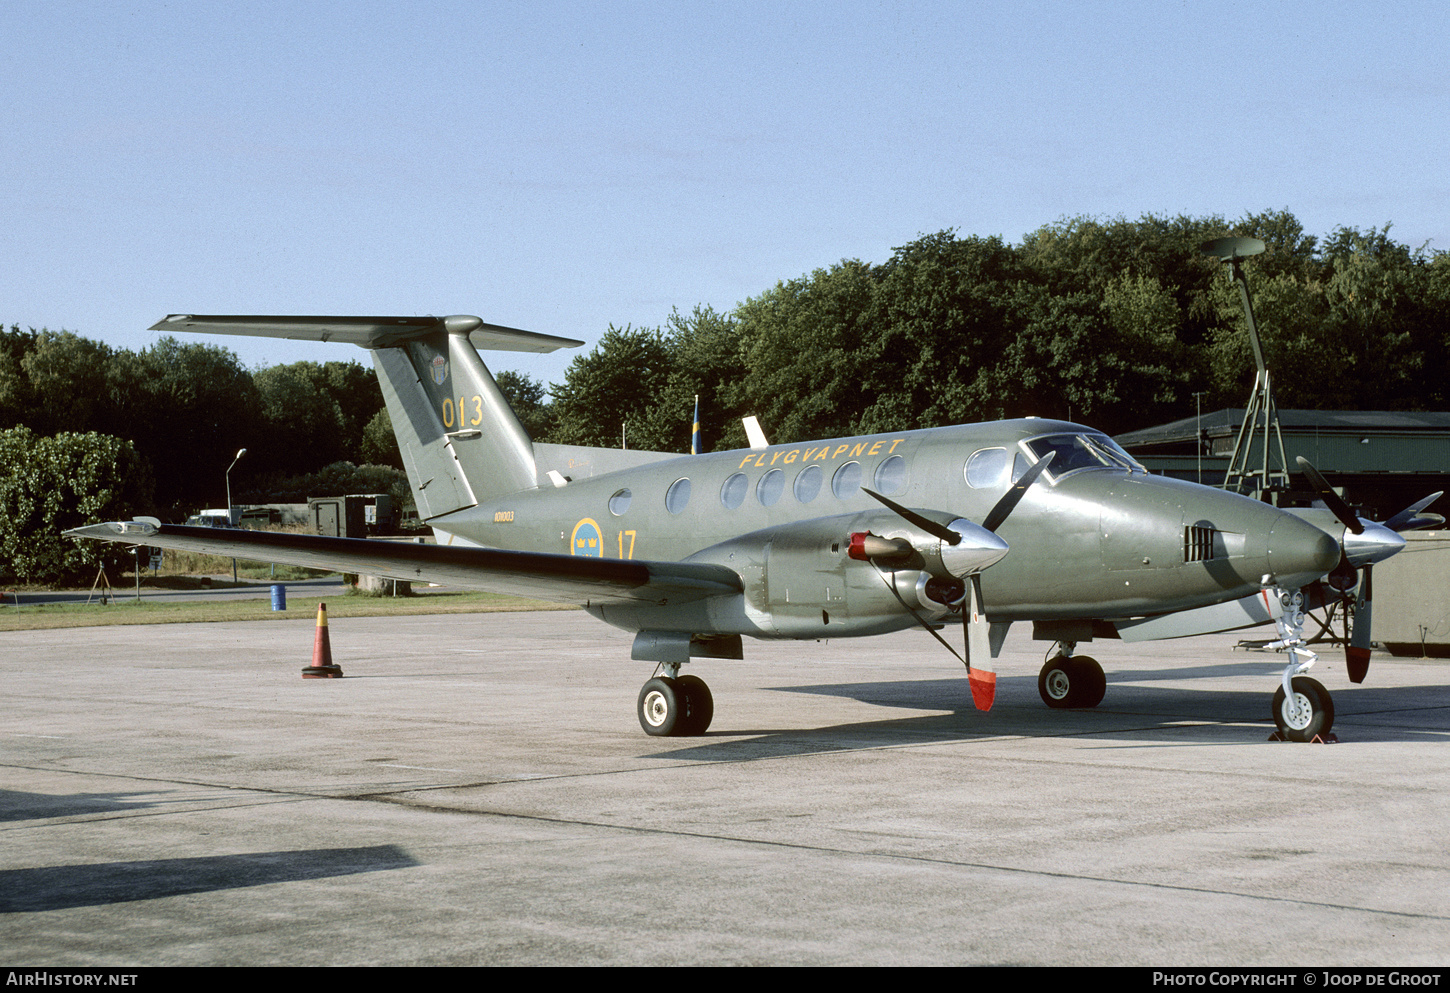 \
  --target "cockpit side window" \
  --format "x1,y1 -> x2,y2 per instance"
1024,433 -> 1145,477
